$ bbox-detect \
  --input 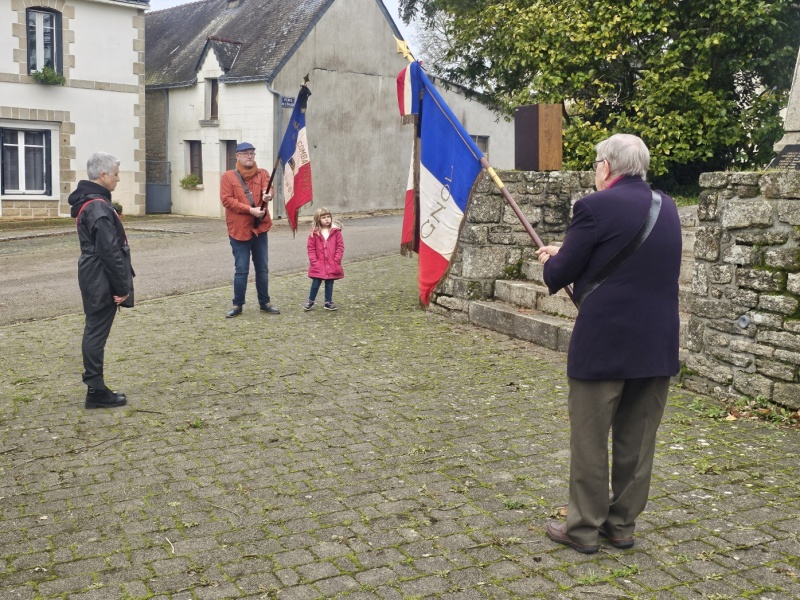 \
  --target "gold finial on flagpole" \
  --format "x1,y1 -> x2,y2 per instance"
394,37 -> 415,63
